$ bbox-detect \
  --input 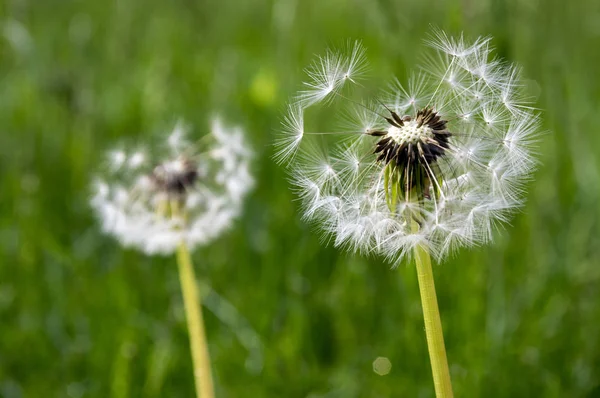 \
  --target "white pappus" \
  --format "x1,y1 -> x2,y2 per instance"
276,31 -> 541,263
